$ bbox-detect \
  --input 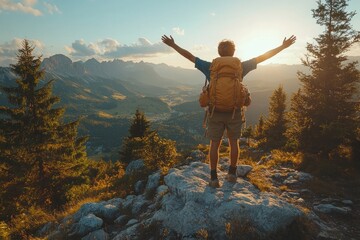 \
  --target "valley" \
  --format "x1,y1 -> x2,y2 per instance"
1,54 -> 359,160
